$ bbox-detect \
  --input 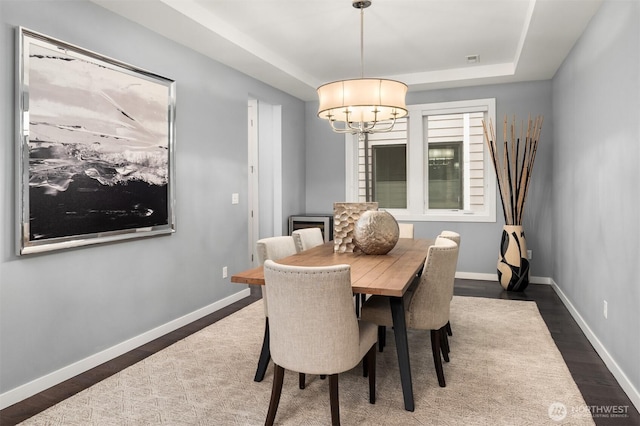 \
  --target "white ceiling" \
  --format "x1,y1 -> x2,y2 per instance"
91,0 -> 603,101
